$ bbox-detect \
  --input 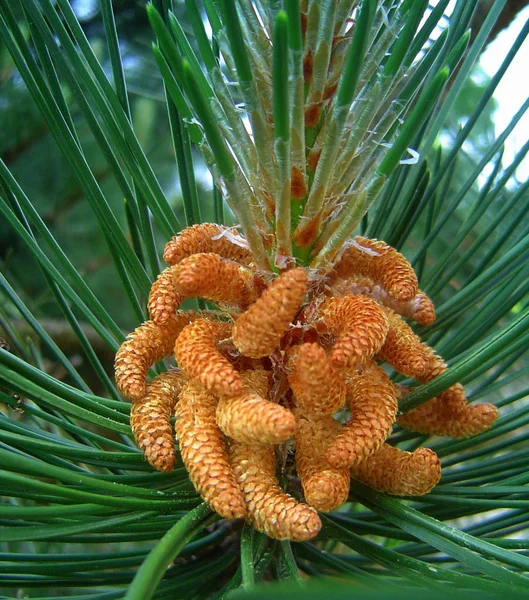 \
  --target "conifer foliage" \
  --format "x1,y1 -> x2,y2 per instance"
1,1 -> 529,597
